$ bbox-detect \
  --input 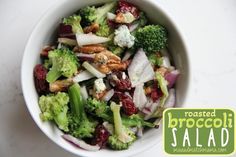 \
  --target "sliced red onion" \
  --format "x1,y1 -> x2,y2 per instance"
142,99 -> 160,118
102,89 -> 115,102
80,85 -> 89,100
133,83 -> 147,110
62,134 -> 100,151
76,53 -> 95,62
128,49 -> 154,87
165,70 -> 180,88
76,33 -> 110,46
82,61 -> 106,78
107,12 -> 116,20
73,70 -> 95,83
129,23 -> 139,32
122,51 -> 132,61
164,88 -> 176,108
58,23 -> 75,39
